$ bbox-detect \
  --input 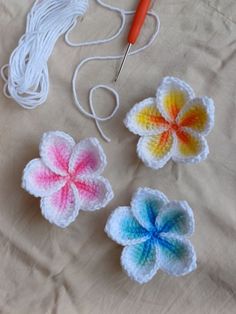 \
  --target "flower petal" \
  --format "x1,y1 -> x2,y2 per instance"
157,235 -> 197,276
121,240 -> 160,284
173,128 -> 209,163
41,183 -> 80,228
74,177 -> 113,211
156,201 -> 195,237
177,97 -> 215,136
137,131 -> 175,169
105,207 -> 150,245
22,159 -> 66,197
124,98 -> 169,136
69,138 -> 106,178
40,131 -> 75,176
156,77 -> 195,122
131,187 -> 169,231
